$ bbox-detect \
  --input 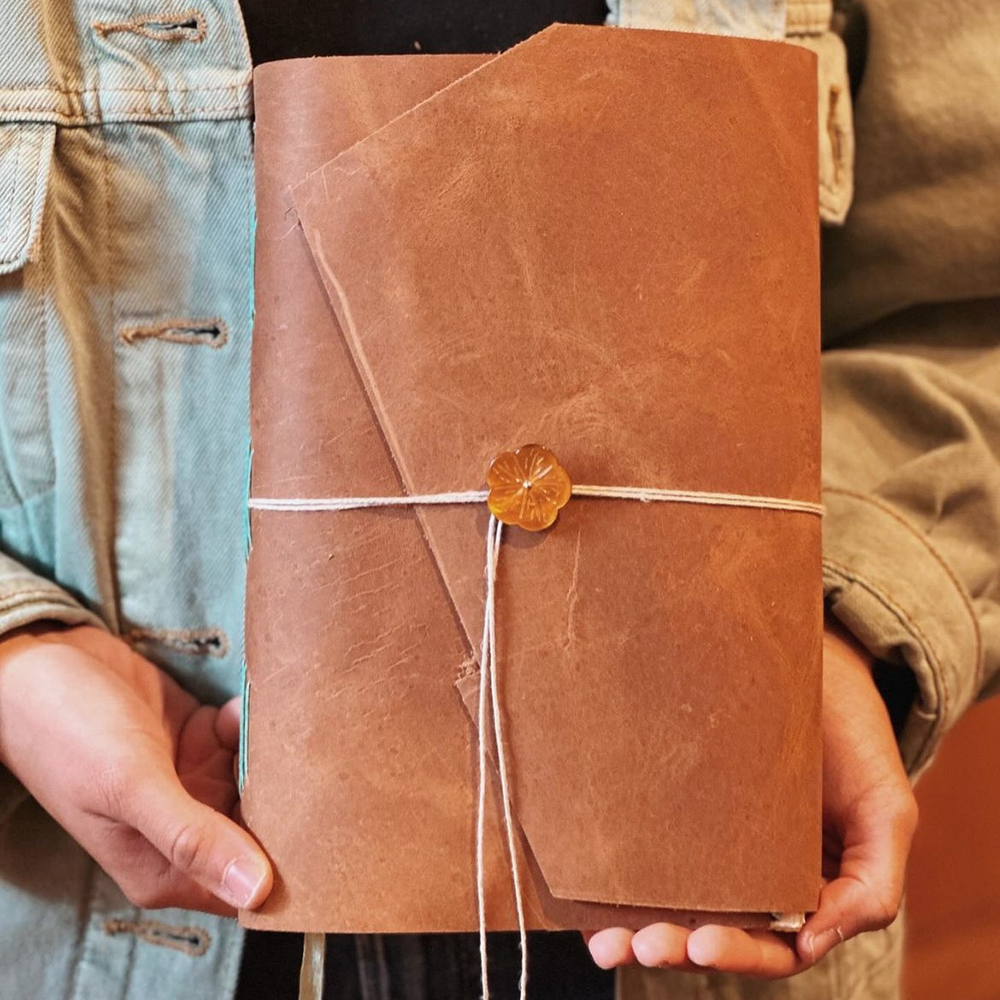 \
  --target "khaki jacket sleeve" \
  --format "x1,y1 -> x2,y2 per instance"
0,551 -> 103,636
821,318 -> 1000,777
820,0 -> 1000,776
